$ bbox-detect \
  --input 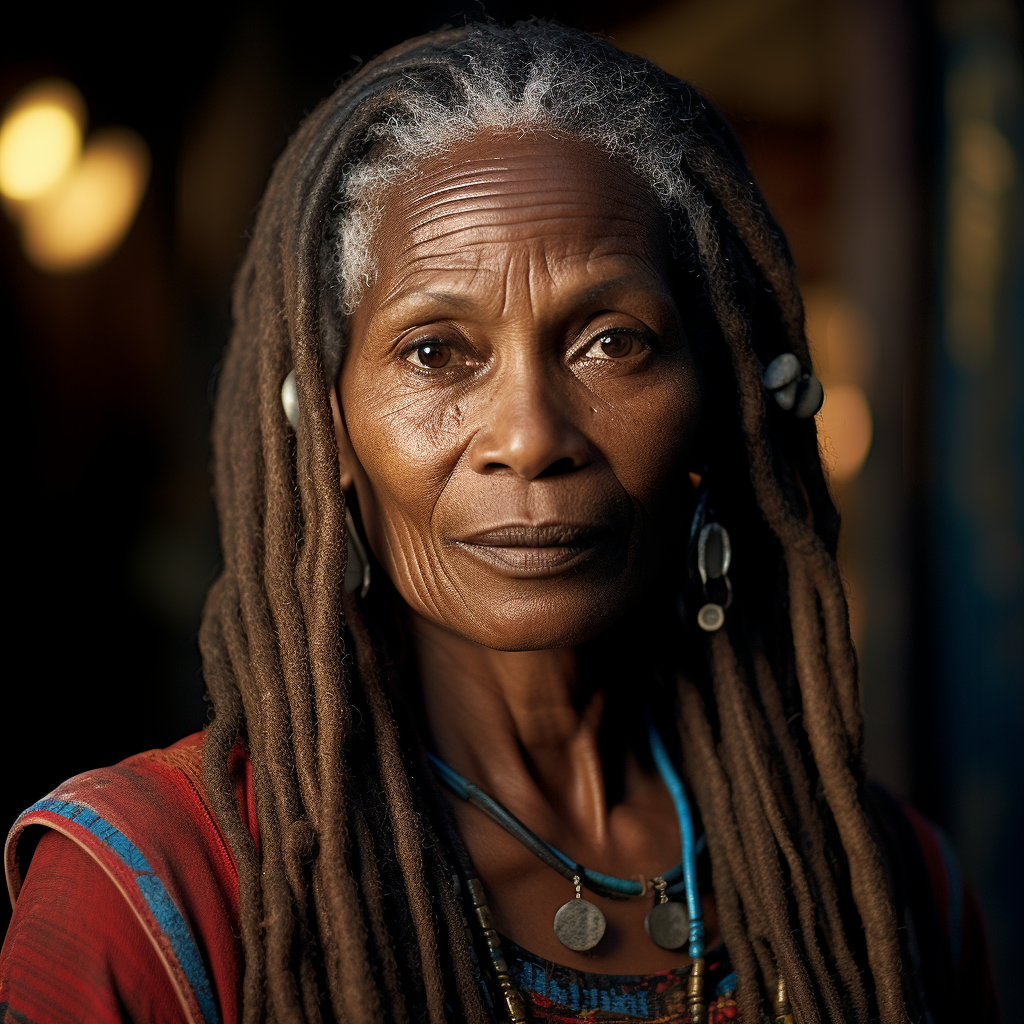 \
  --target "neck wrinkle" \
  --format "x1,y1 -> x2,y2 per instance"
411,610 -> 614,848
